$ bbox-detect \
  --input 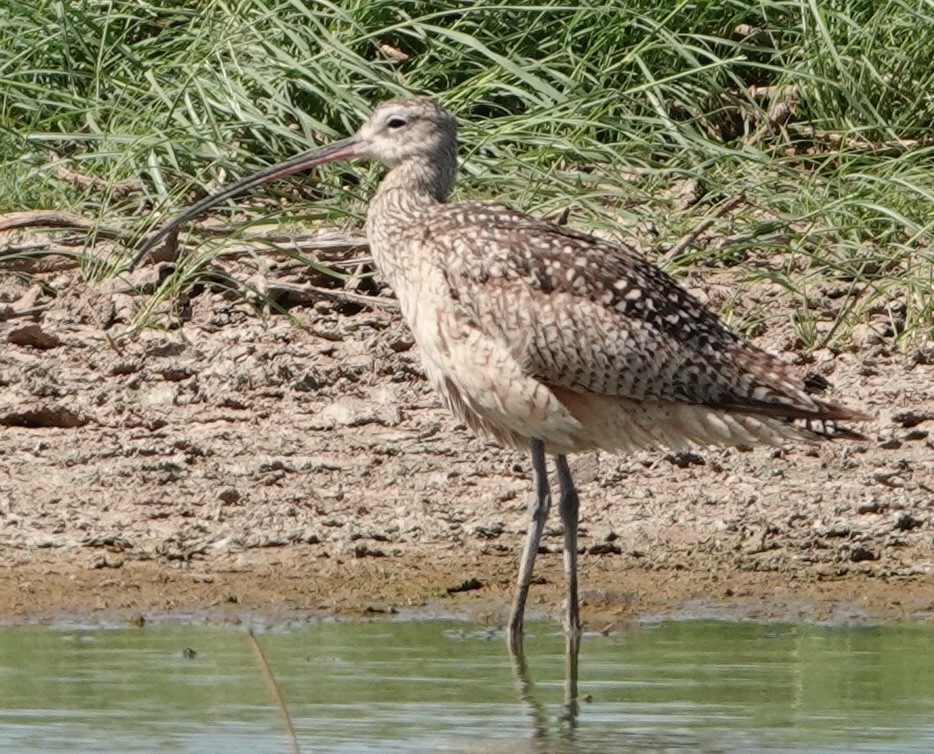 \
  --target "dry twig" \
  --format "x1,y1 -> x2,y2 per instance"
52,160 -> 144,197
0,211 -> 131,272
790,126 -> 927,155
0,209 -> 124,238
134,227 -> 368,267
663,193 -> 747,262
